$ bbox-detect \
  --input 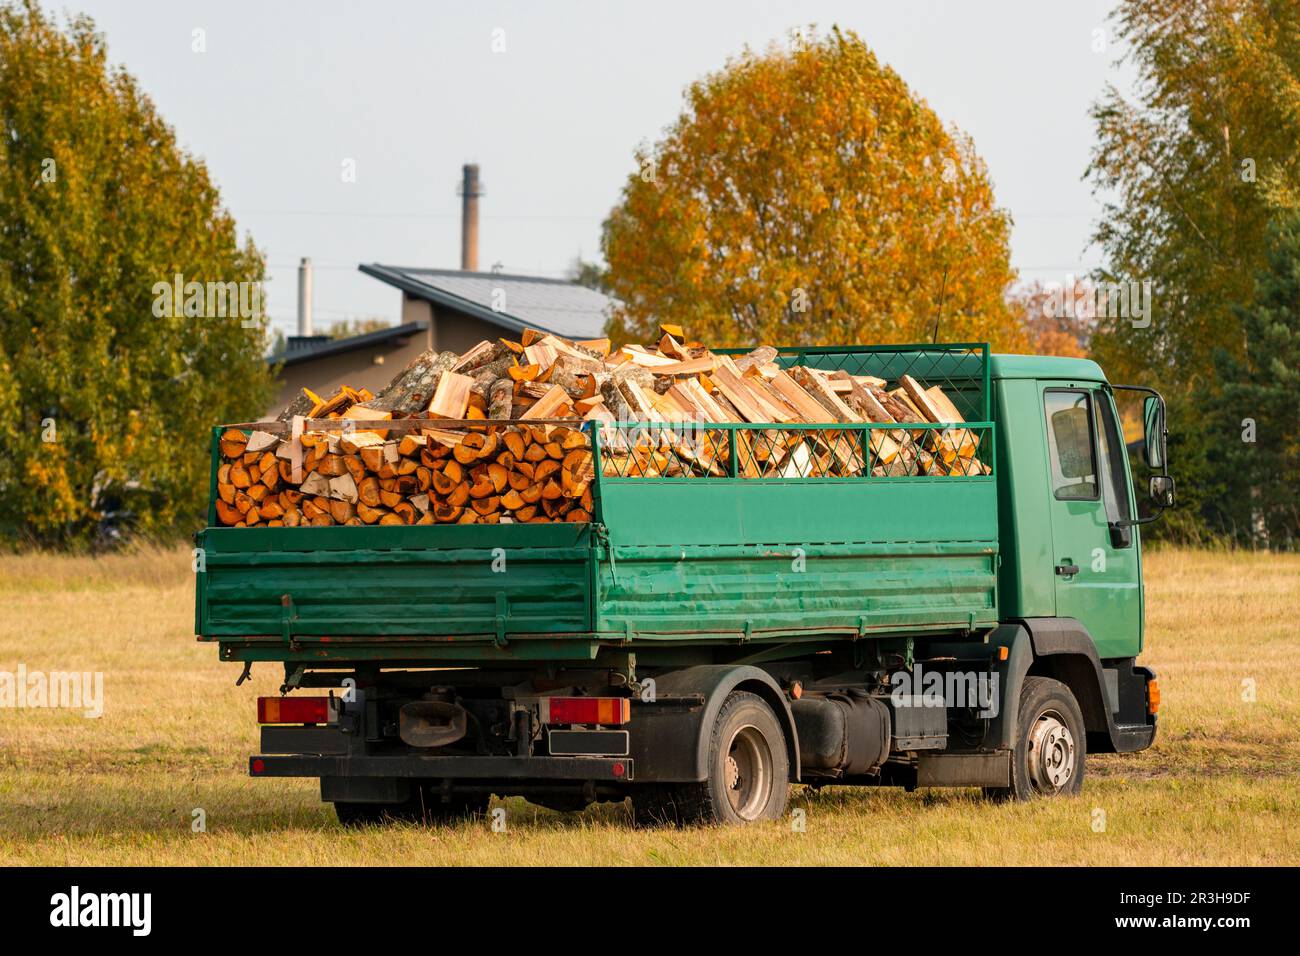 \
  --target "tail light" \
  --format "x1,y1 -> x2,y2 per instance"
258,696 -> 332,725
1147,678 -> 1161,715
539,696 -> 630,726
